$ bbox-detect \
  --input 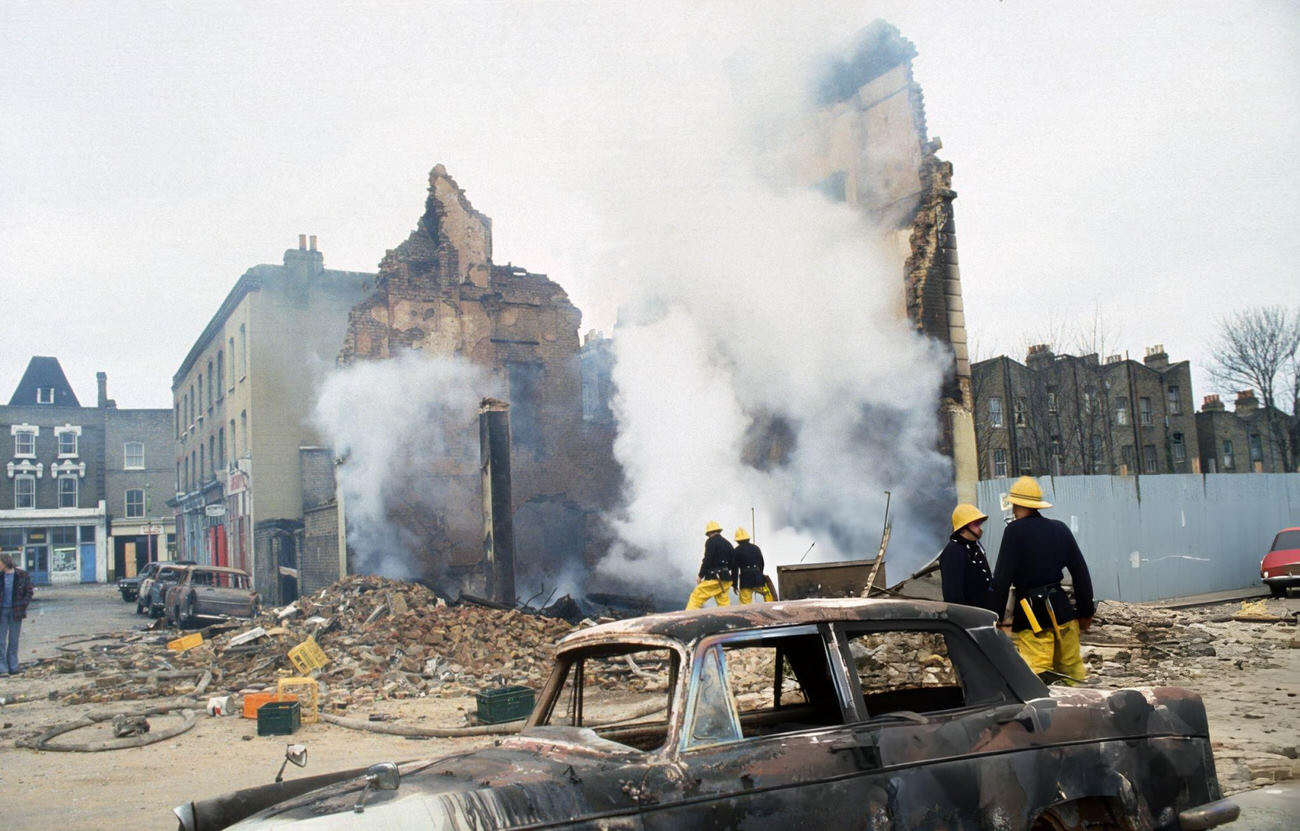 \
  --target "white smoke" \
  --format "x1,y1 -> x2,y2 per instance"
312,351 -> 501,578
587,33 -> 954,595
